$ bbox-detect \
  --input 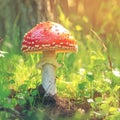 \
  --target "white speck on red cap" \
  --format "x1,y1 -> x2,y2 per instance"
21,21 -> 78,53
